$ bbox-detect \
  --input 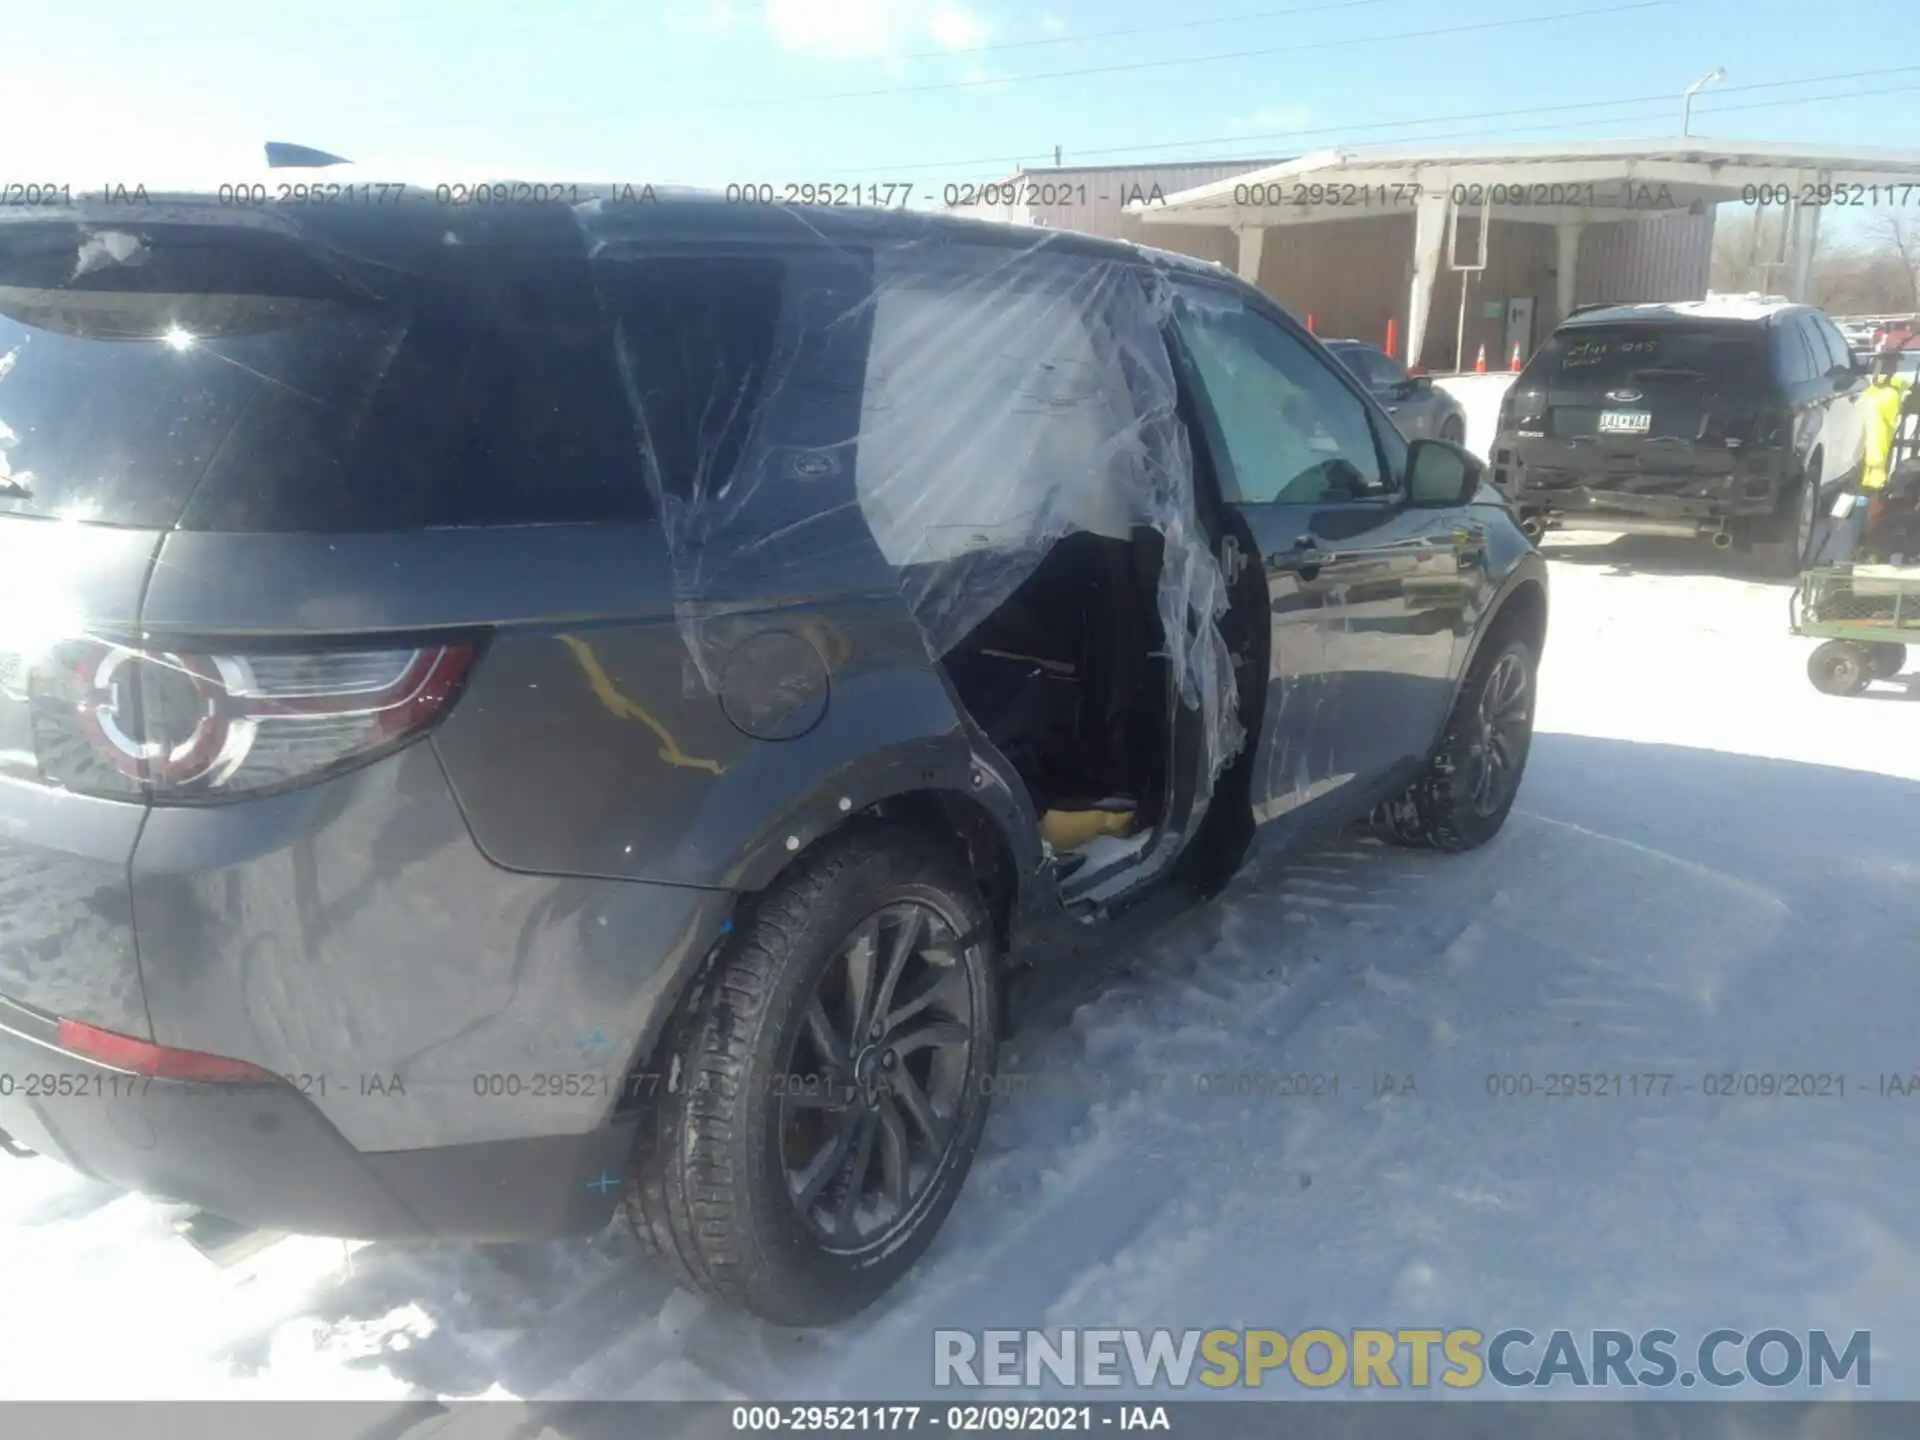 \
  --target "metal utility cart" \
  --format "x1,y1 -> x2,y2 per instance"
1792,564 -> 1918,695
1791,392 -> 1920,695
